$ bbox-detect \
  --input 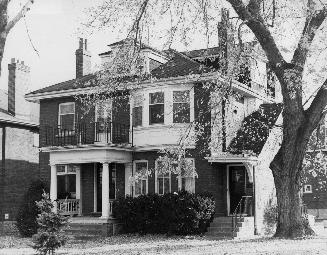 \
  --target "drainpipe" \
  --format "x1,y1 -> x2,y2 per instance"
0,126 -> 6,229
253,165 -> 258,235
